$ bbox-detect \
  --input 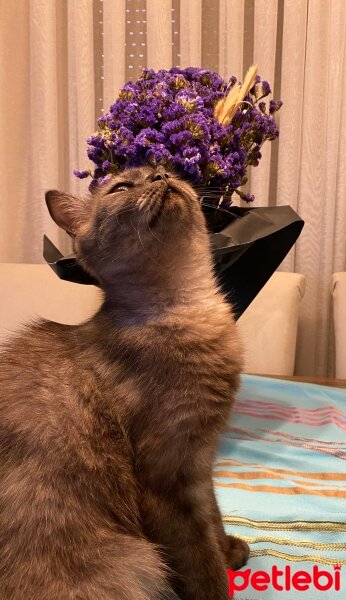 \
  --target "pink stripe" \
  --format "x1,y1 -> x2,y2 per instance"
235,401 -> 346,425
236,402 -> 346,421
236,405 -> 346,424
234,409 -> 346,429
233,407 -> 346,430
236,399 -> 346,419
260,429 -> 346,447
227,427 -> 346,459
234,407 -> 346,428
